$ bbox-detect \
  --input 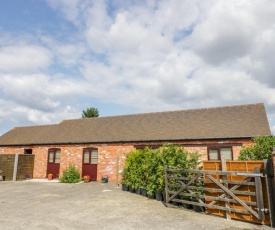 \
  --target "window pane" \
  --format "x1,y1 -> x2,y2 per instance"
49,151 -> 54,163
209,149 -> 218,160
55,150 -> 61,163
91,150 -> 98,164
84,151 -> 90,163
220,148 -> 232,160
